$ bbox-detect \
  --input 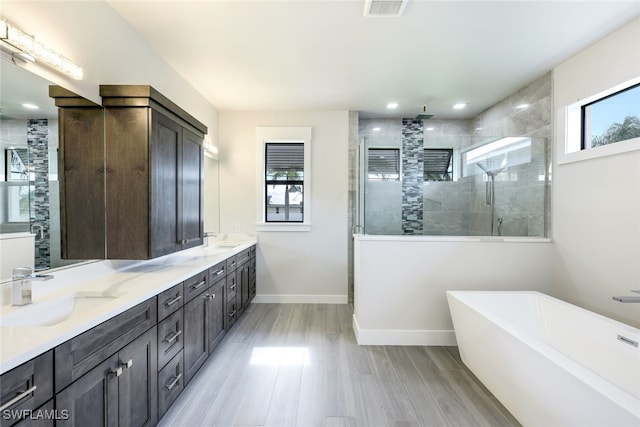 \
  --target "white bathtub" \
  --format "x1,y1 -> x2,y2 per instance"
447,291 -> 640,427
